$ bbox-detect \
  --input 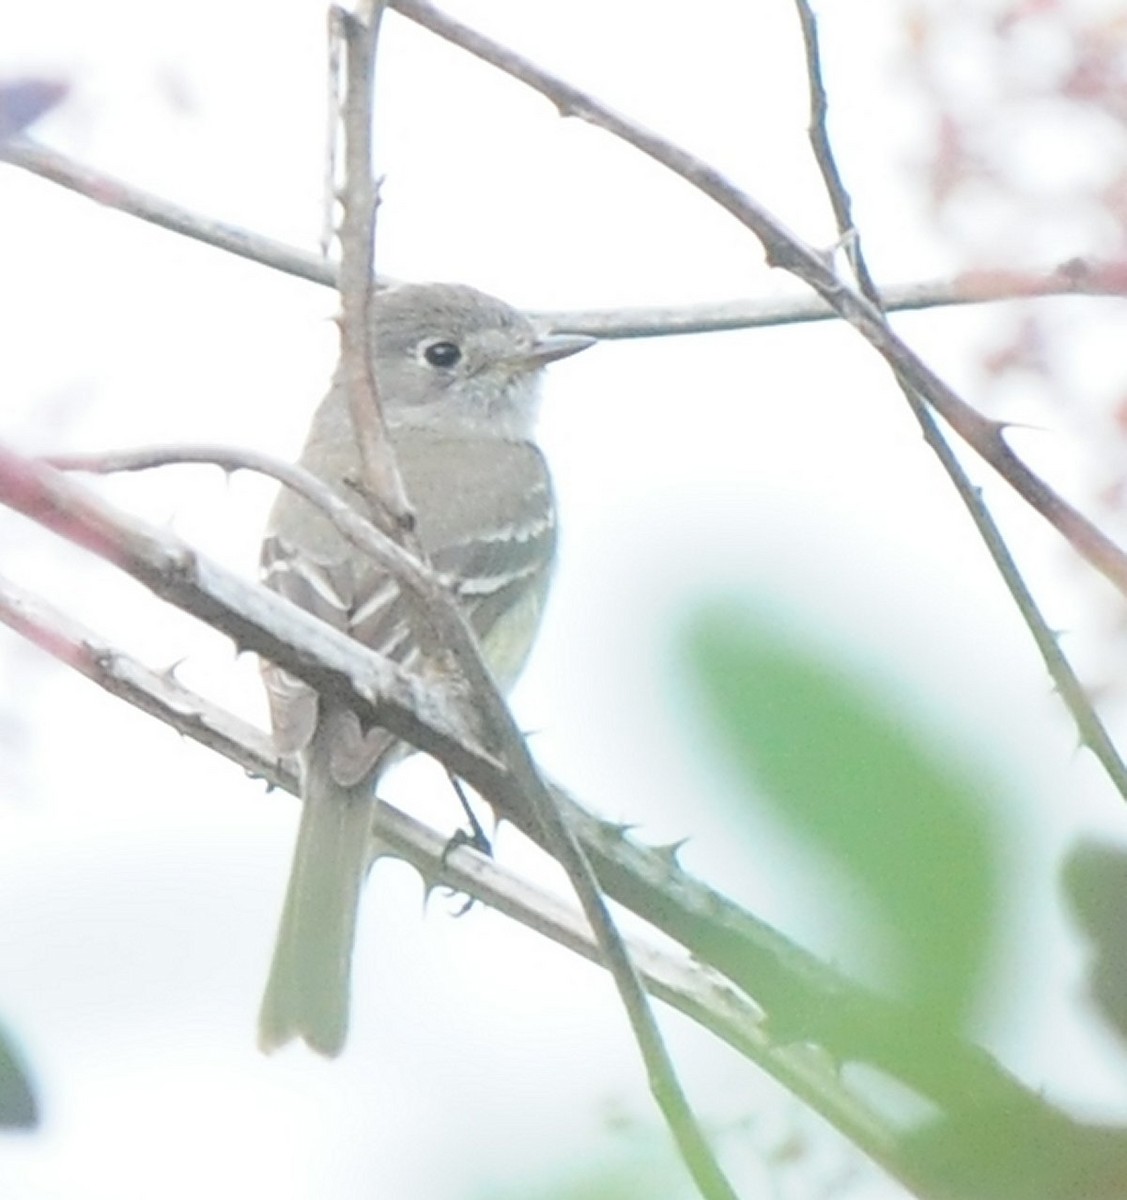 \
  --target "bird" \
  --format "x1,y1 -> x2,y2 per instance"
257,281 -> 594,1055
